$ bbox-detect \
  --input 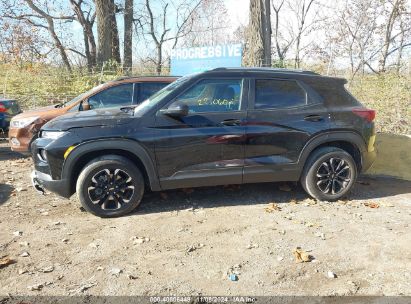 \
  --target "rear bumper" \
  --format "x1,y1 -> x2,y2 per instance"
31,170 -> 72,199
